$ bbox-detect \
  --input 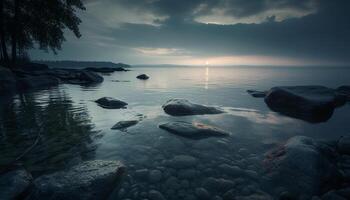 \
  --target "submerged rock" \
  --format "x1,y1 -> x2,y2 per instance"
111,120 -> 139,130
337,136 -> 350,155
27,160 -> 125,200
0,168 -> 33,200
95,97 -> 128,109
136,74 -> 149,80
0,66 -> 16,94
159,121 -> 230,140
264,86 -> 347,123
162,99 -> 223,116
247,90 -> 267,98
263,136 -> 338,199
